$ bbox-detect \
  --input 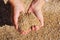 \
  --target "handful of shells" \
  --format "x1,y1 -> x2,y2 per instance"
18,12 -> 41,31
